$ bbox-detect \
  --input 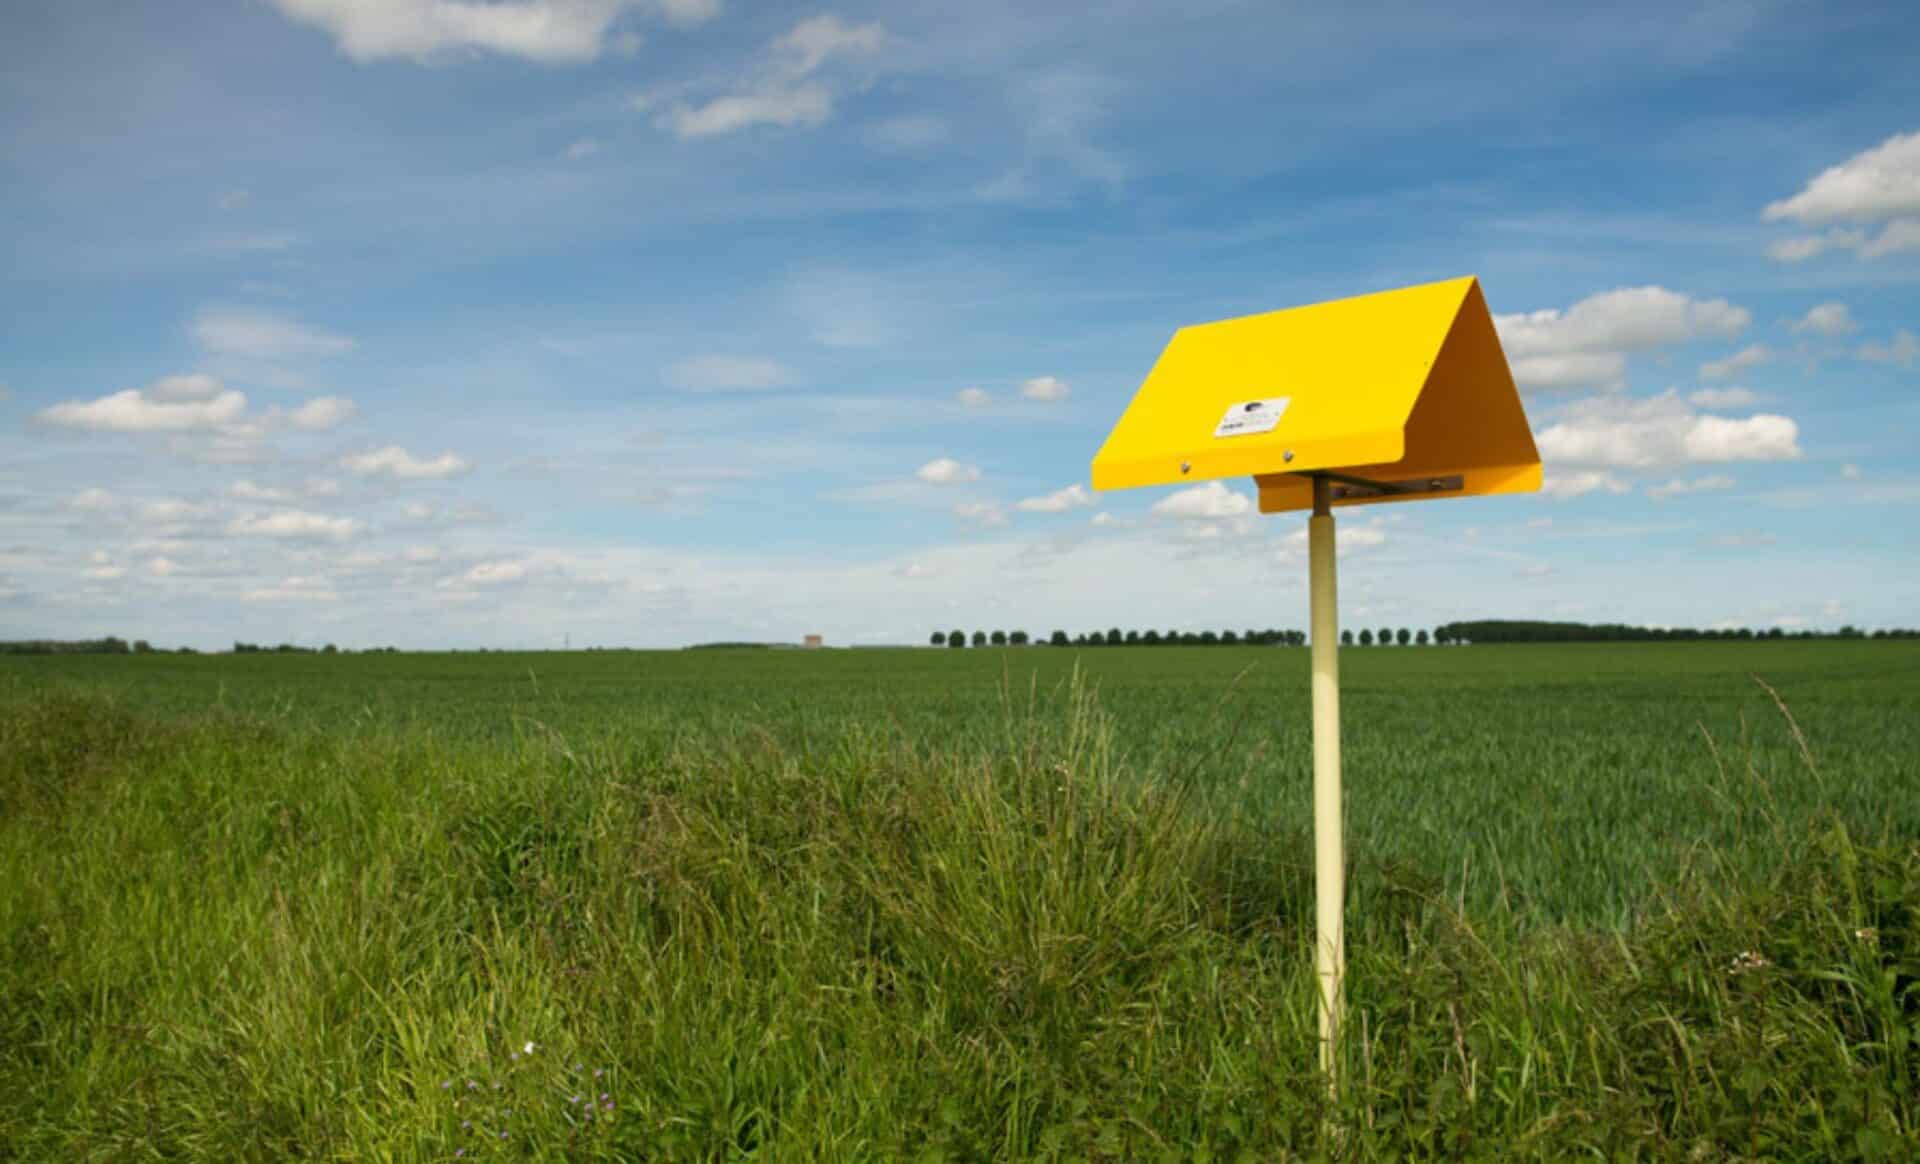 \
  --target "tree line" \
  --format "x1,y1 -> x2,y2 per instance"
929,622 -> 1920,648
1431,620 -> 1914,643
932,629 -> 1310,647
